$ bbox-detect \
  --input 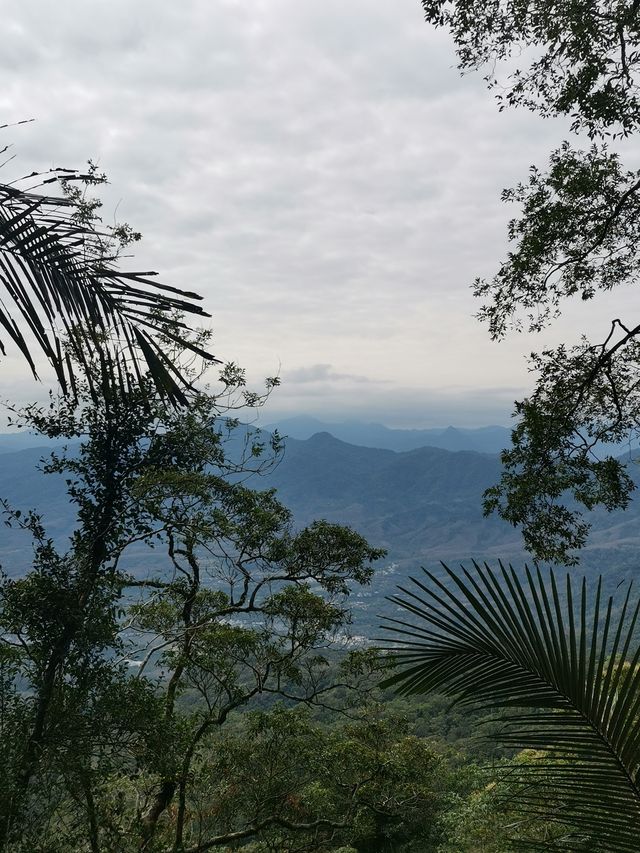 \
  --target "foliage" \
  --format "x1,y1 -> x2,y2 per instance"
382,560 -> 640,851
186,706 -> 455,853
0,341 -> 385,851
420,2 -> 640,563
421,0 -> 640,138
437,754 -> 575,852
403,11 -> 640,842
0,123 -> 214,404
